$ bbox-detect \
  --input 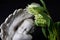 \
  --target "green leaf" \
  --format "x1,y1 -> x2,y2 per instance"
48,22 -> 60,40
42,28 -> 47,38
39,0 -> 49,15
53,22 -> 60,40
40,12 -> 51,27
